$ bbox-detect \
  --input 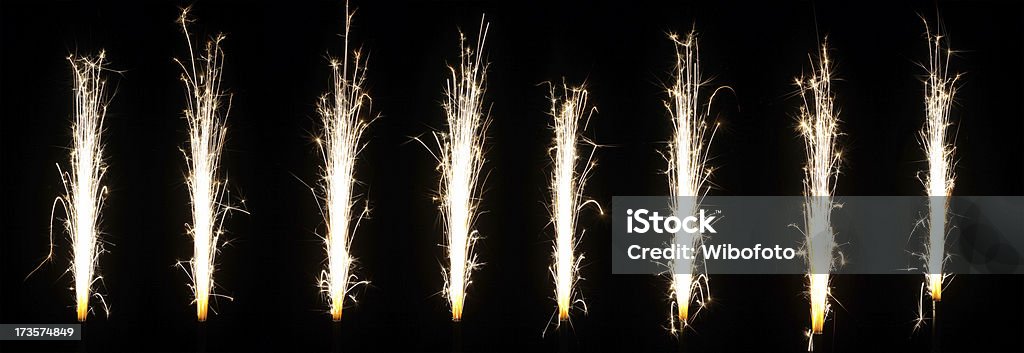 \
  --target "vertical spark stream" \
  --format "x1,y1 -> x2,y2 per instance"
919,21 -> 957,304
664,32 -> 719,333
434,20 -> 490,322
546,83 -> 598,326
55,53 -> 111,322
176,9 -> 235,322
795,43 -> 841,343
315,5 -> 373,322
